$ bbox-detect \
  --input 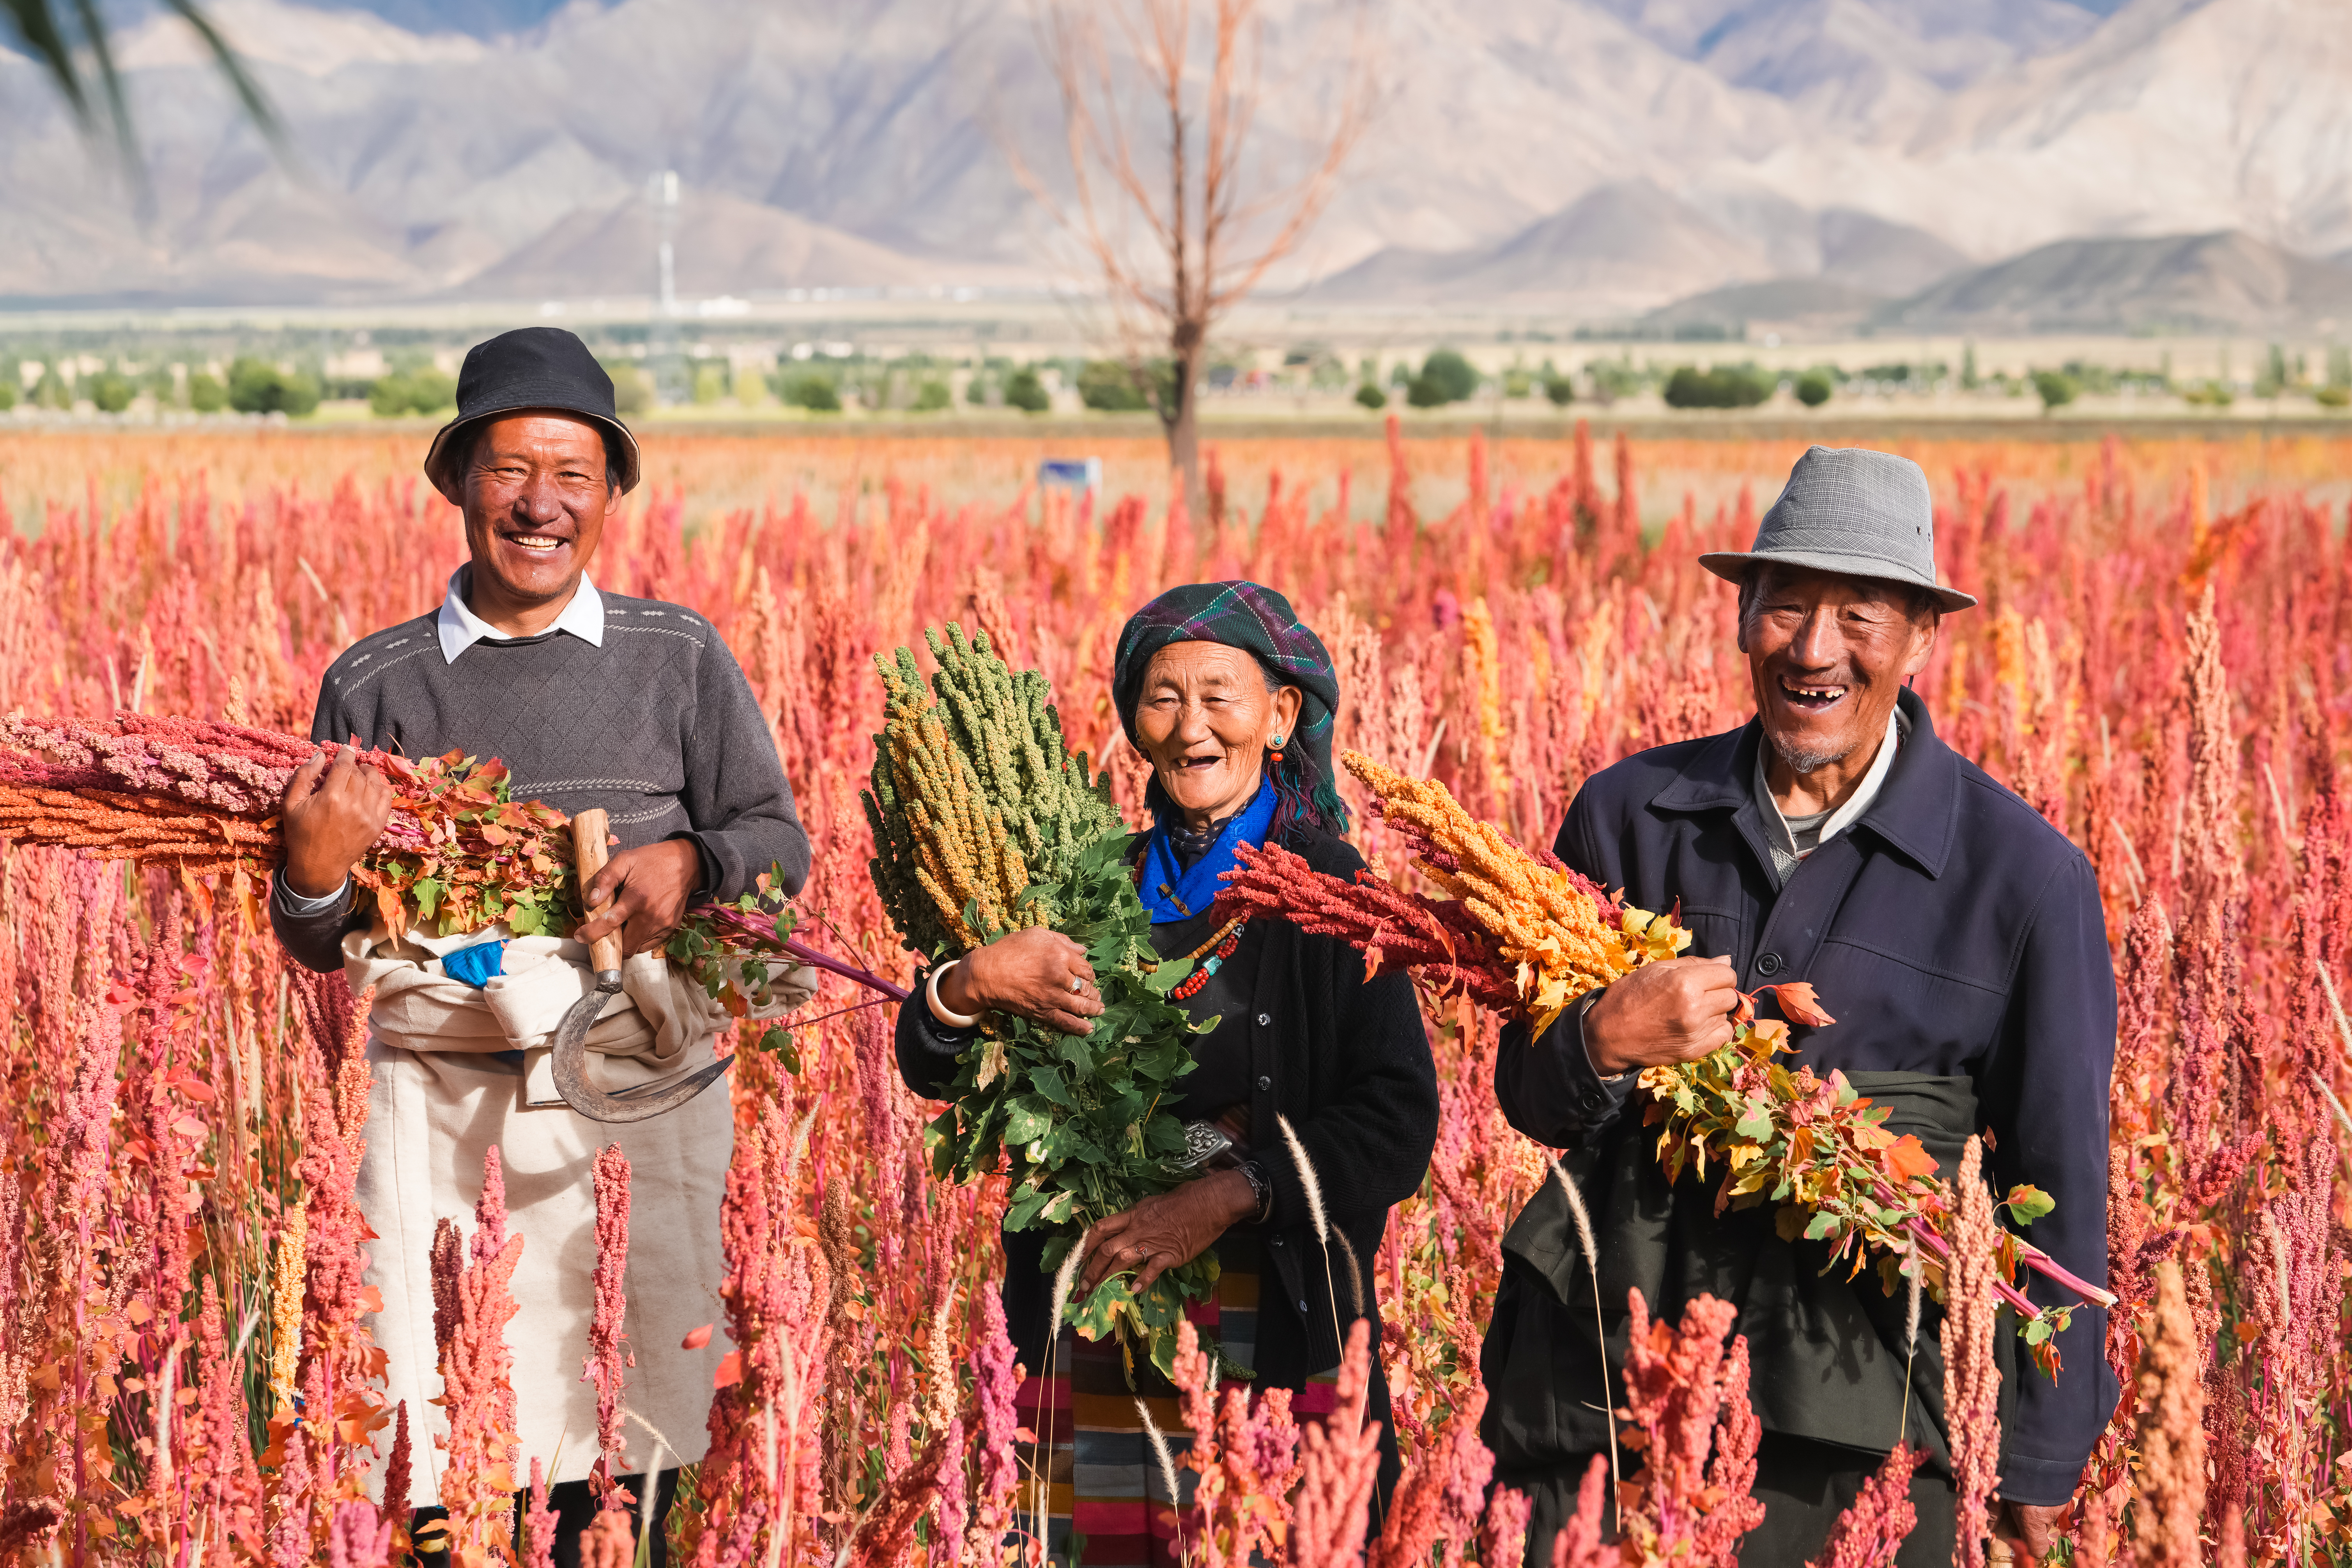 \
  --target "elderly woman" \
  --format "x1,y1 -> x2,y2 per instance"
895,581 -> 1439,1564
